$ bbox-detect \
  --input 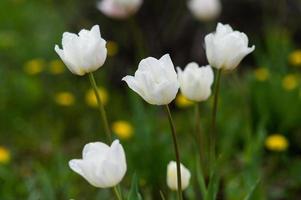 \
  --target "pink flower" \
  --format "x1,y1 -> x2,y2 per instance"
97,0 -> 143,19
